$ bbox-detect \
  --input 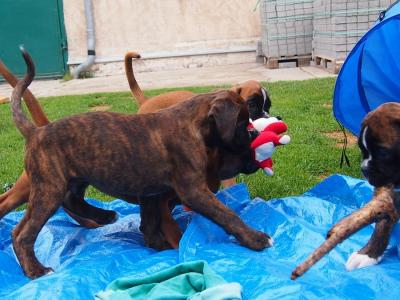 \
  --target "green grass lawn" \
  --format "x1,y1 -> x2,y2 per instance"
0,77 -> 362,202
